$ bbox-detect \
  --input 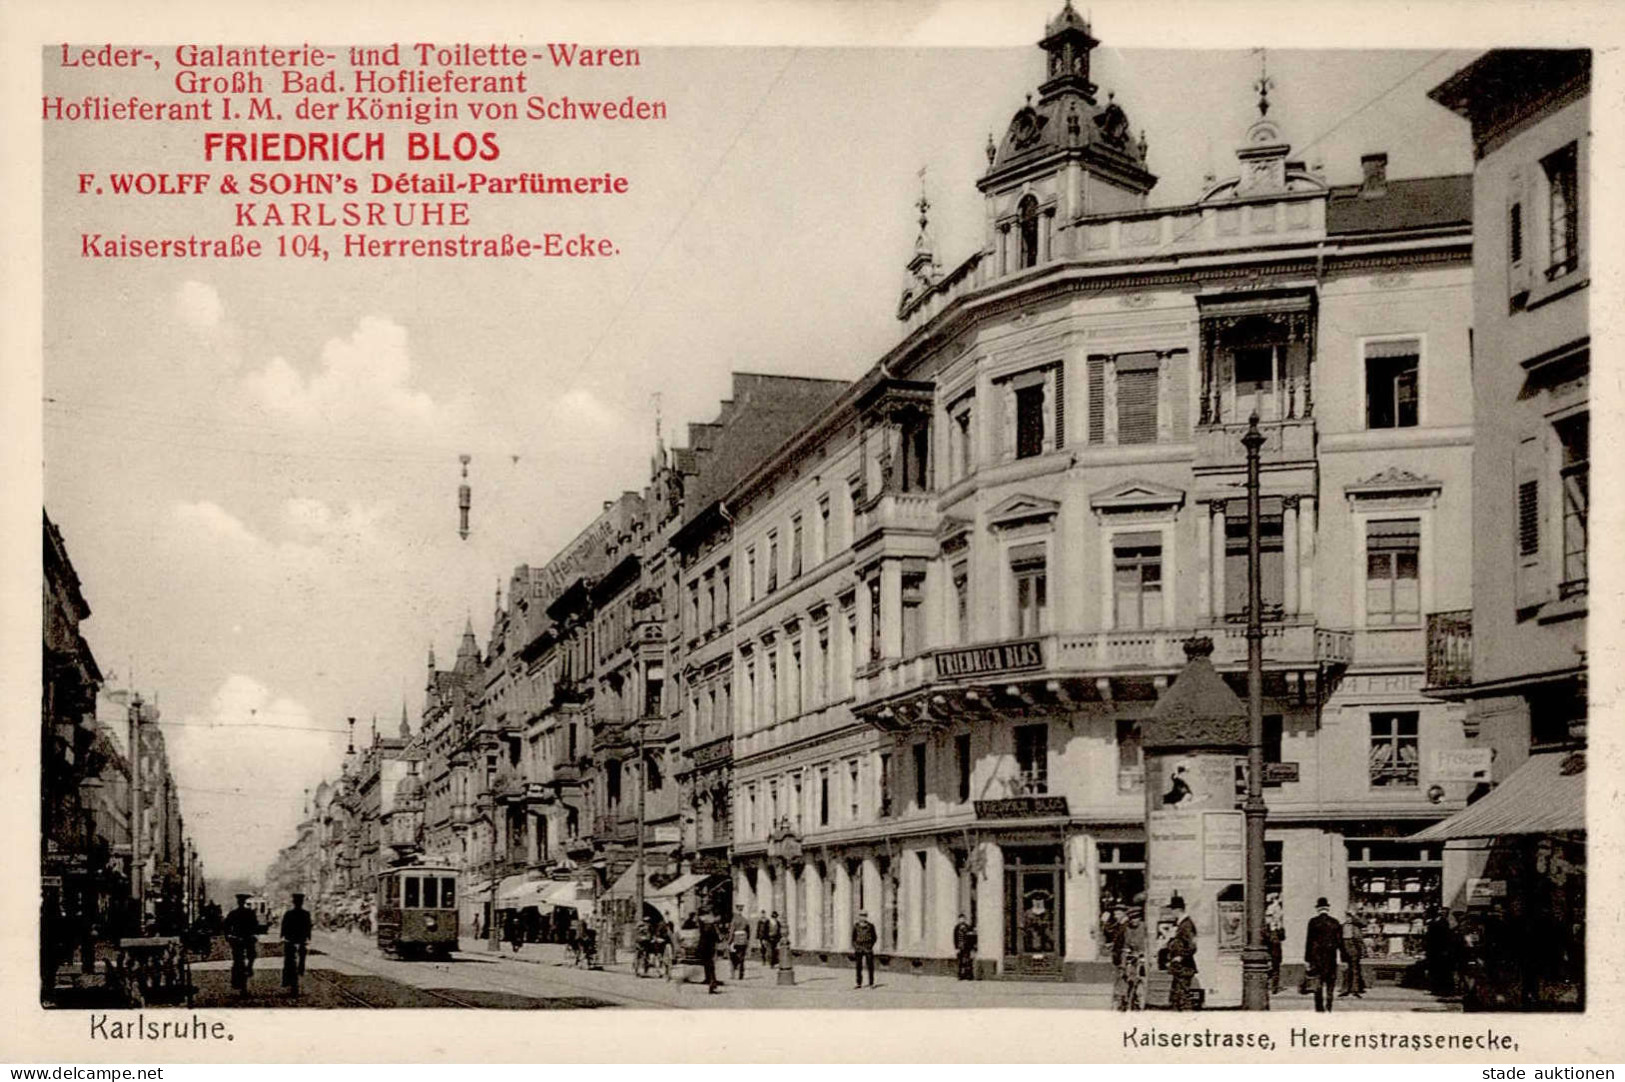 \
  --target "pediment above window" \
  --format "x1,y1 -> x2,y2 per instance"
1344,467 -> 1442,505
986,493 -> 1060,531
938,515 -> 973,554
1089,479 -> 1186,516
